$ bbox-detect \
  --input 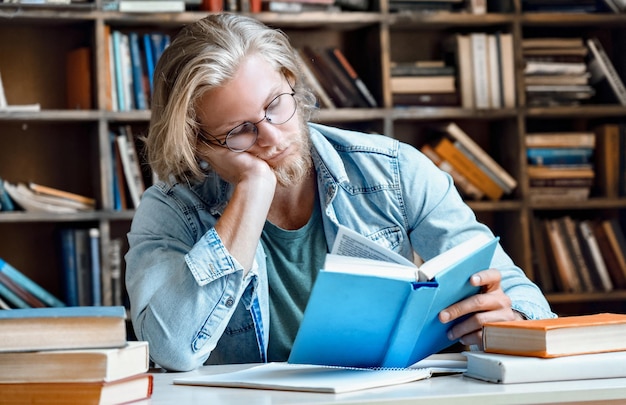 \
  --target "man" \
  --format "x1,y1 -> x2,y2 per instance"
125,13 -> 555,371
